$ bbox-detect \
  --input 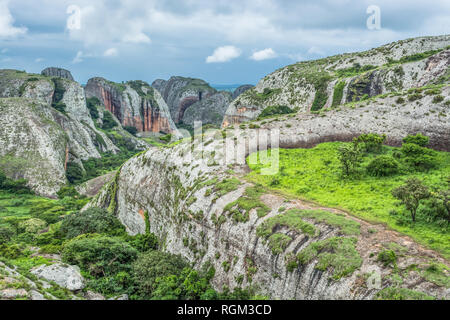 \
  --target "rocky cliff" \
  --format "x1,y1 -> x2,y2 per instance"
0,69 -> 148,197
89,86 -> 449,299
152,76 -> 218,124
223,35 -> 450,126
232,84 -> 254,100
41,67 -> 74,81
87,35 -> 450,300
85,78 -> 178,134
182,91 -> 232,127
